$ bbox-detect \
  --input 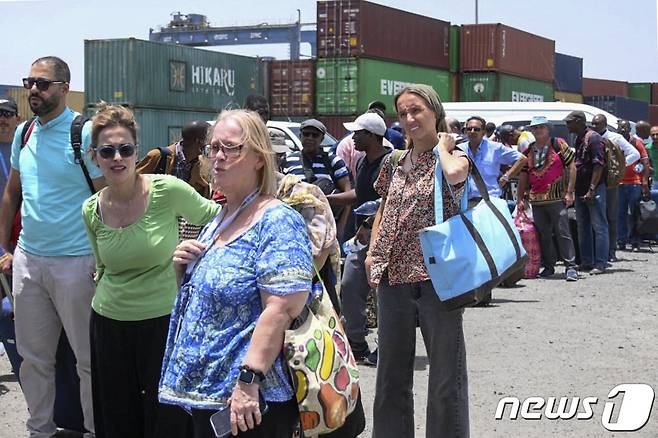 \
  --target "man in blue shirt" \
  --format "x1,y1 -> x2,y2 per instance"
461,116 -> 527,201
460,116 -> 527,305
0,96 -> 20,196
0,57 -> 104,438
